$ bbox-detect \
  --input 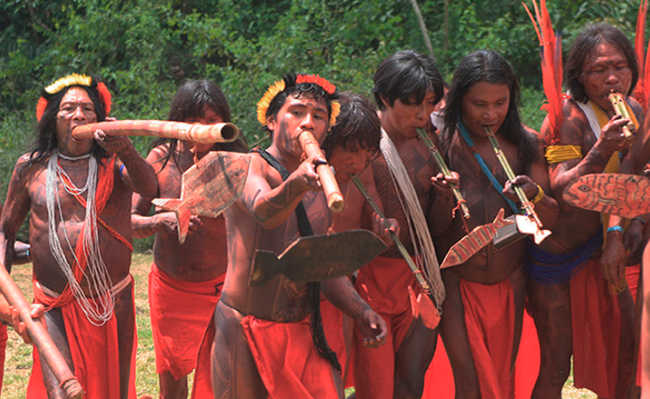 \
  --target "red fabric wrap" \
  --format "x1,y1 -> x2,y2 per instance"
422,310 -> 540,399
42,155 -> 133,311
190,316 -> 216,399
148,263 -> 223,379
320,297 -> 355,387
570,258 -> 622,398
626,264 -> 642,387
459,278 -> 516,398
240,314 -> 341,399
191,308 -> 342,399
352,256 -> 417,399
27,280 -> 136,399
0,323 -> 6,394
